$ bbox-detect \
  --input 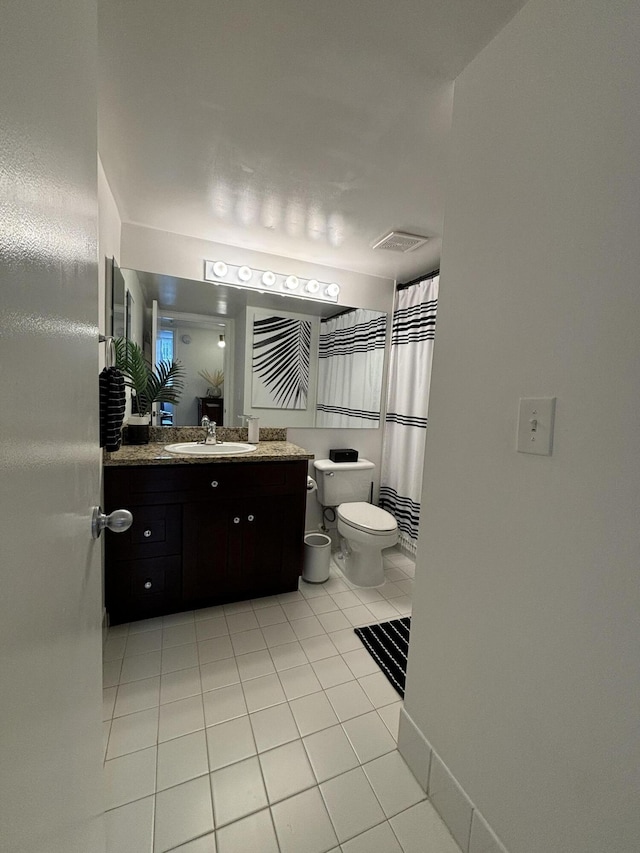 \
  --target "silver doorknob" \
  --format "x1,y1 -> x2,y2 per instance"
91,507 -> 133,539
